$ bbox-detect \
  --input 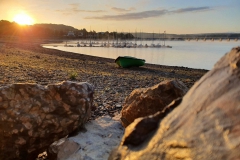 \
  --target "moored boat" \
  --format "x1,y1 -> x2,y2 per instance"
115,56 -> 145,68
161,31 -> 172,48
